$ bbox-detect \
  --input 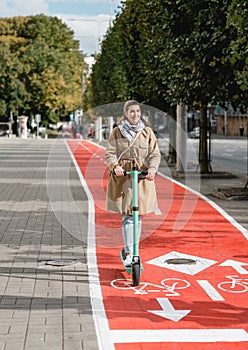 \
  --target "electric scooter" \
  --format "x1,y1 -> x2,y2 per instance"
120,162 -> 148,287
